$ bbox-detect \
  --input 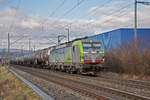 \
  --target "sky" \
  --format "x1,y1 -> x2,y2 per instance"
0,0 -> 150,50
